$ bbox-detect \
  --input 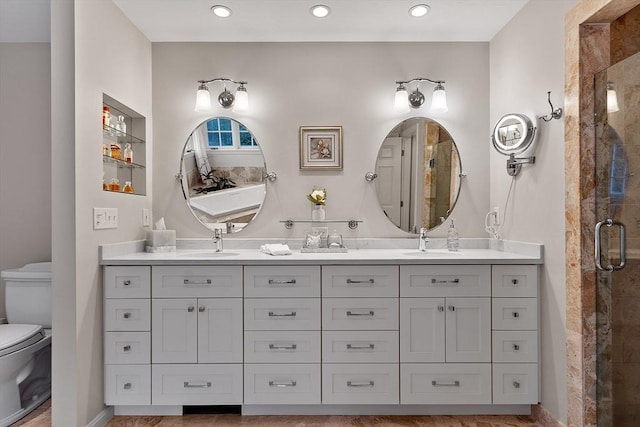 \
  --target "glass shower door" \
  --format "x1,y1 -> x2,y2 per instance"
594,50 -> 640,426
